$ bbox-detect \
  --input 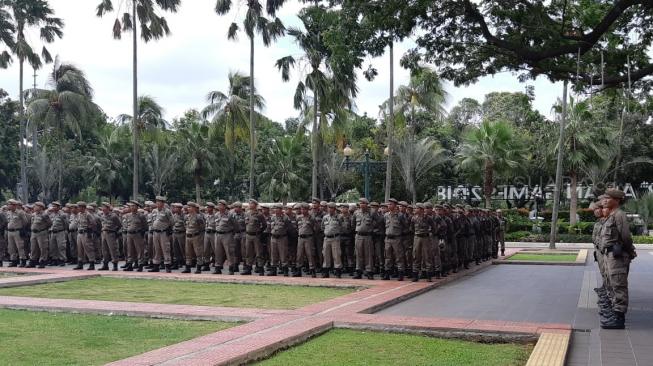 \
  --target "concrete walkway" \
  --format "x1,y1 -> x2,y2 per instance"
380,245 -> 653,366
